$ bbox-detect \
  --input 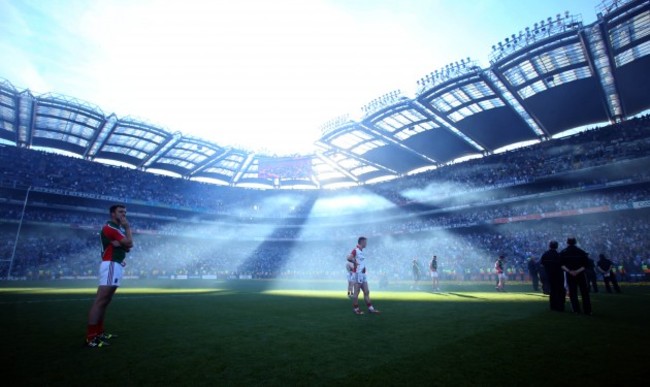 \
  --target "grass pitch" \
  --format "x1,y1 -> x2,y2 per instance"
0,280 -> 647,386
